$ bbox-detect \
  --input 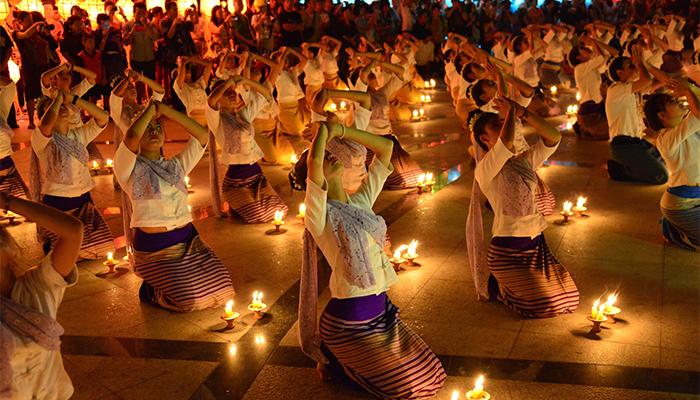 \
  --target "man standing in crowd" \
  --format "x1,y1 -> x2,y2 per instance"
278,0 -> 303,48
124,1 -> 158,102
